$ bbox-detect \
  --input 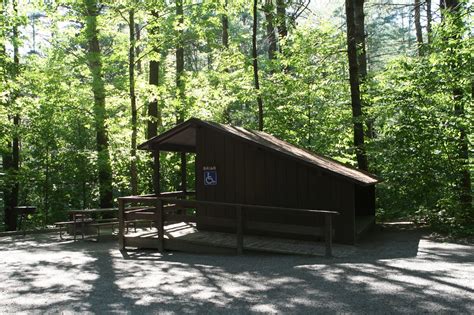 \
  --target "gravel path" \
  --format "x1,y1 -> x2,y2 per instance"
0,227 -> 472,314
